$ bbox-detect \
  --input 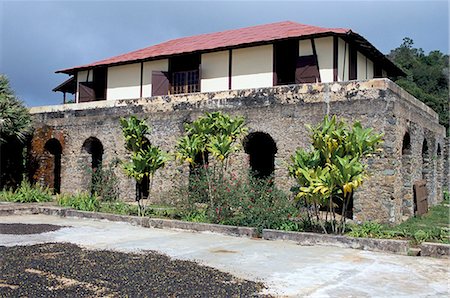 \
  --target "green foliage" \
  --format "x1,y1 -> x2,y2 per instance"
347,198 -> 450,244
0,180 -> 53,203
388,38 -> 449,133
120,116 -> 170,215
176,111 -> 248,213
347,222 -> 388,238
120,116 -> 150,152
288,116 -> 383,234
0,74 -> 32,144
88,160 -> 120,202
57,192 -> 100,212
181,209 -> 210,223
176,169 -> 300,234
99,201 -> 138,215
176,111 -> 247,166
